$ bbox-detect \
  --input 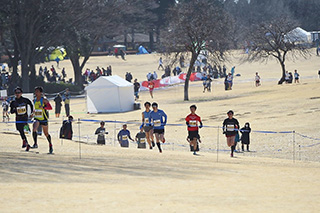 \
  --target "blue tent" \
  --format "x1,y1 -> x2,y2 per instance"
137,45 -> 149,54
